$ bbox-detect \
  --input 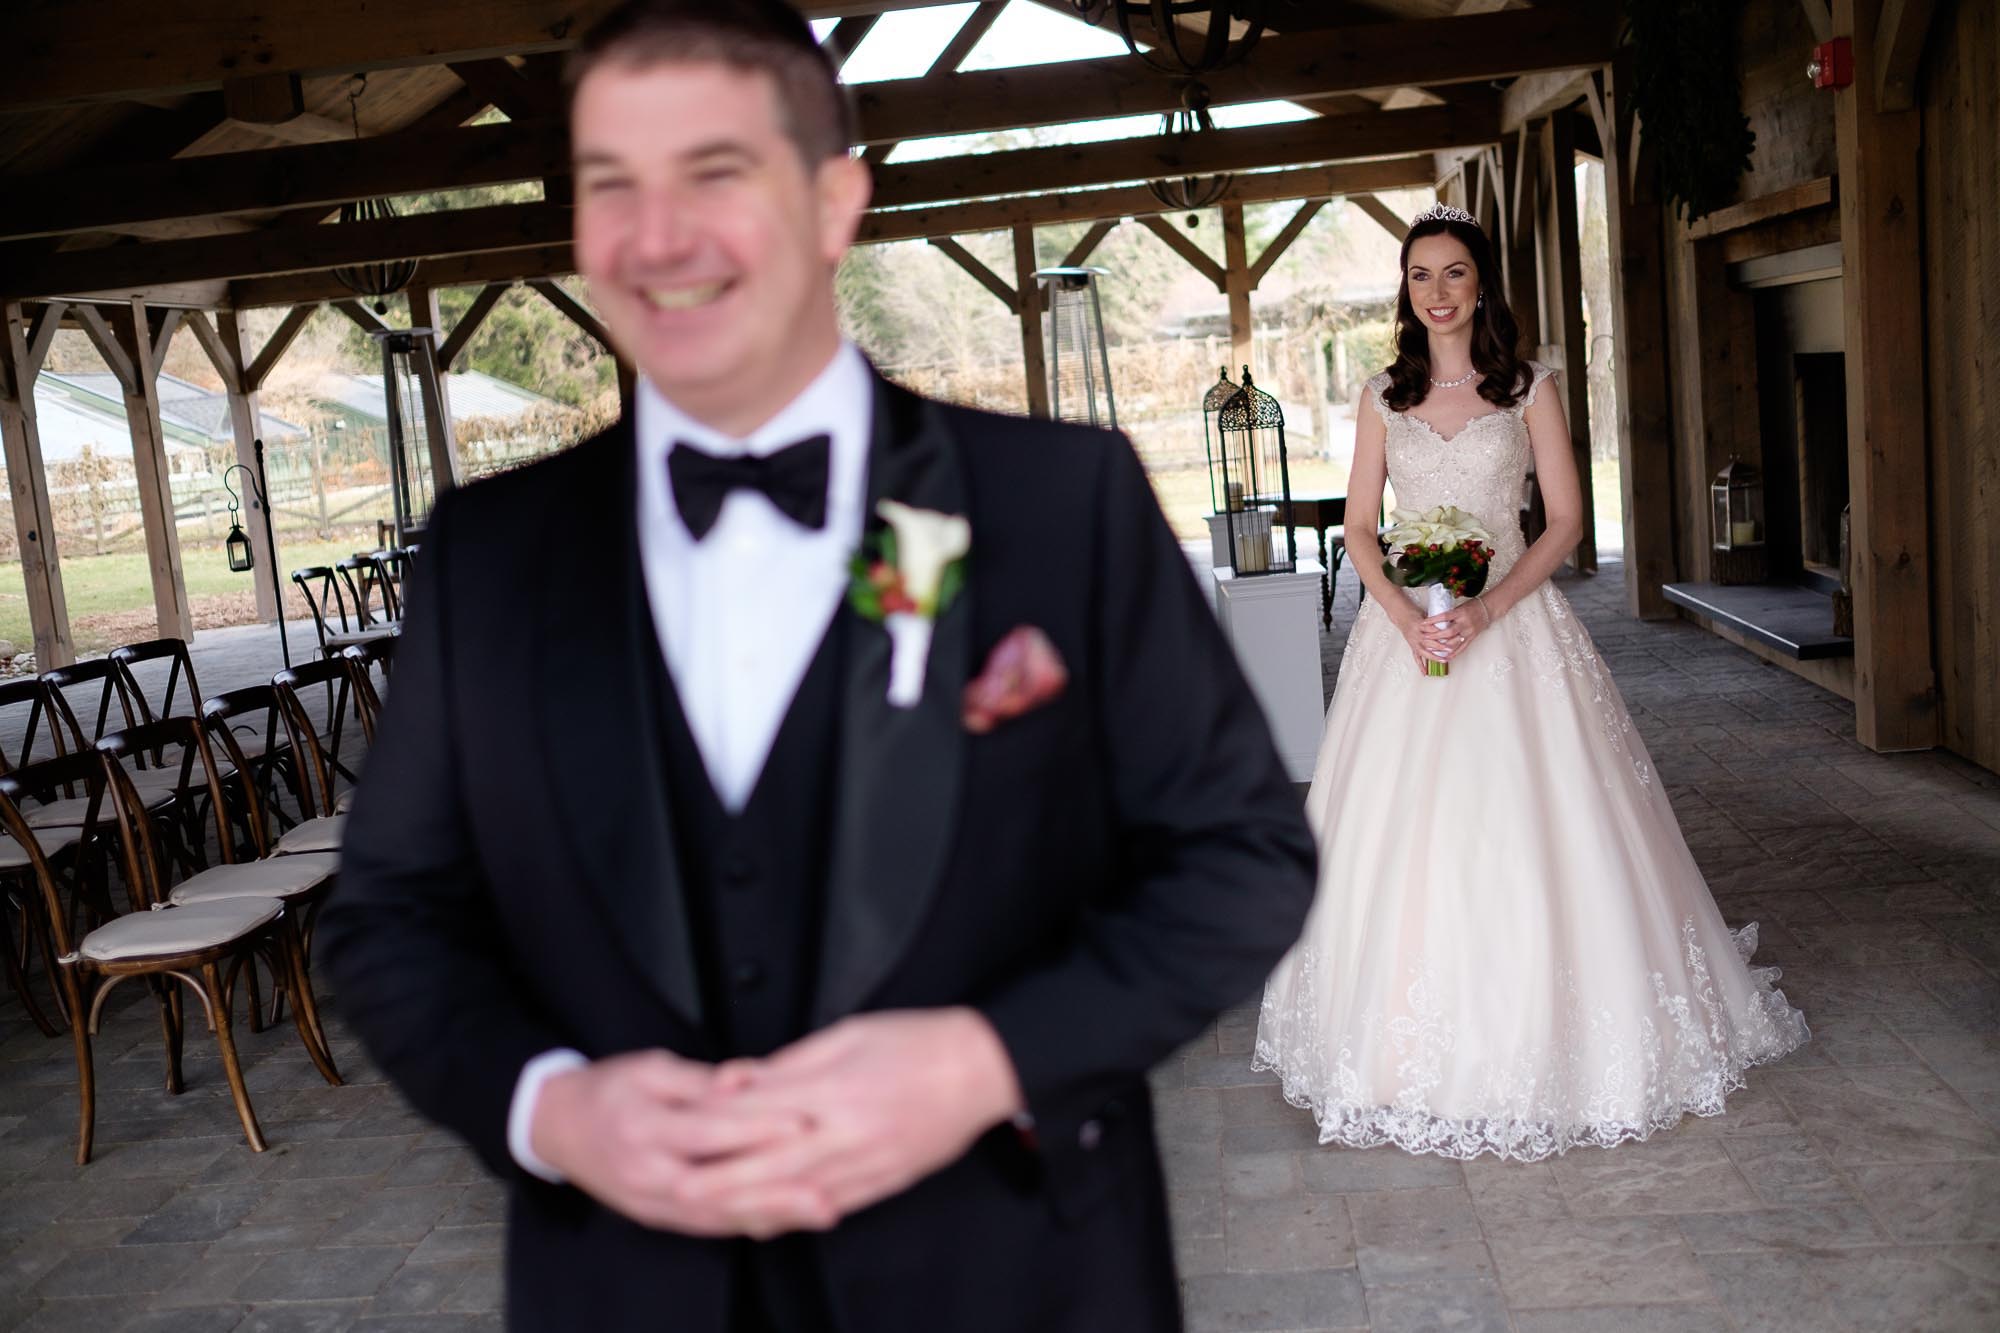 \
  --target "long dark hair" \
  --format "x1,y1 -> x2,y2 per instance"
1382,215 -> 1526,413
